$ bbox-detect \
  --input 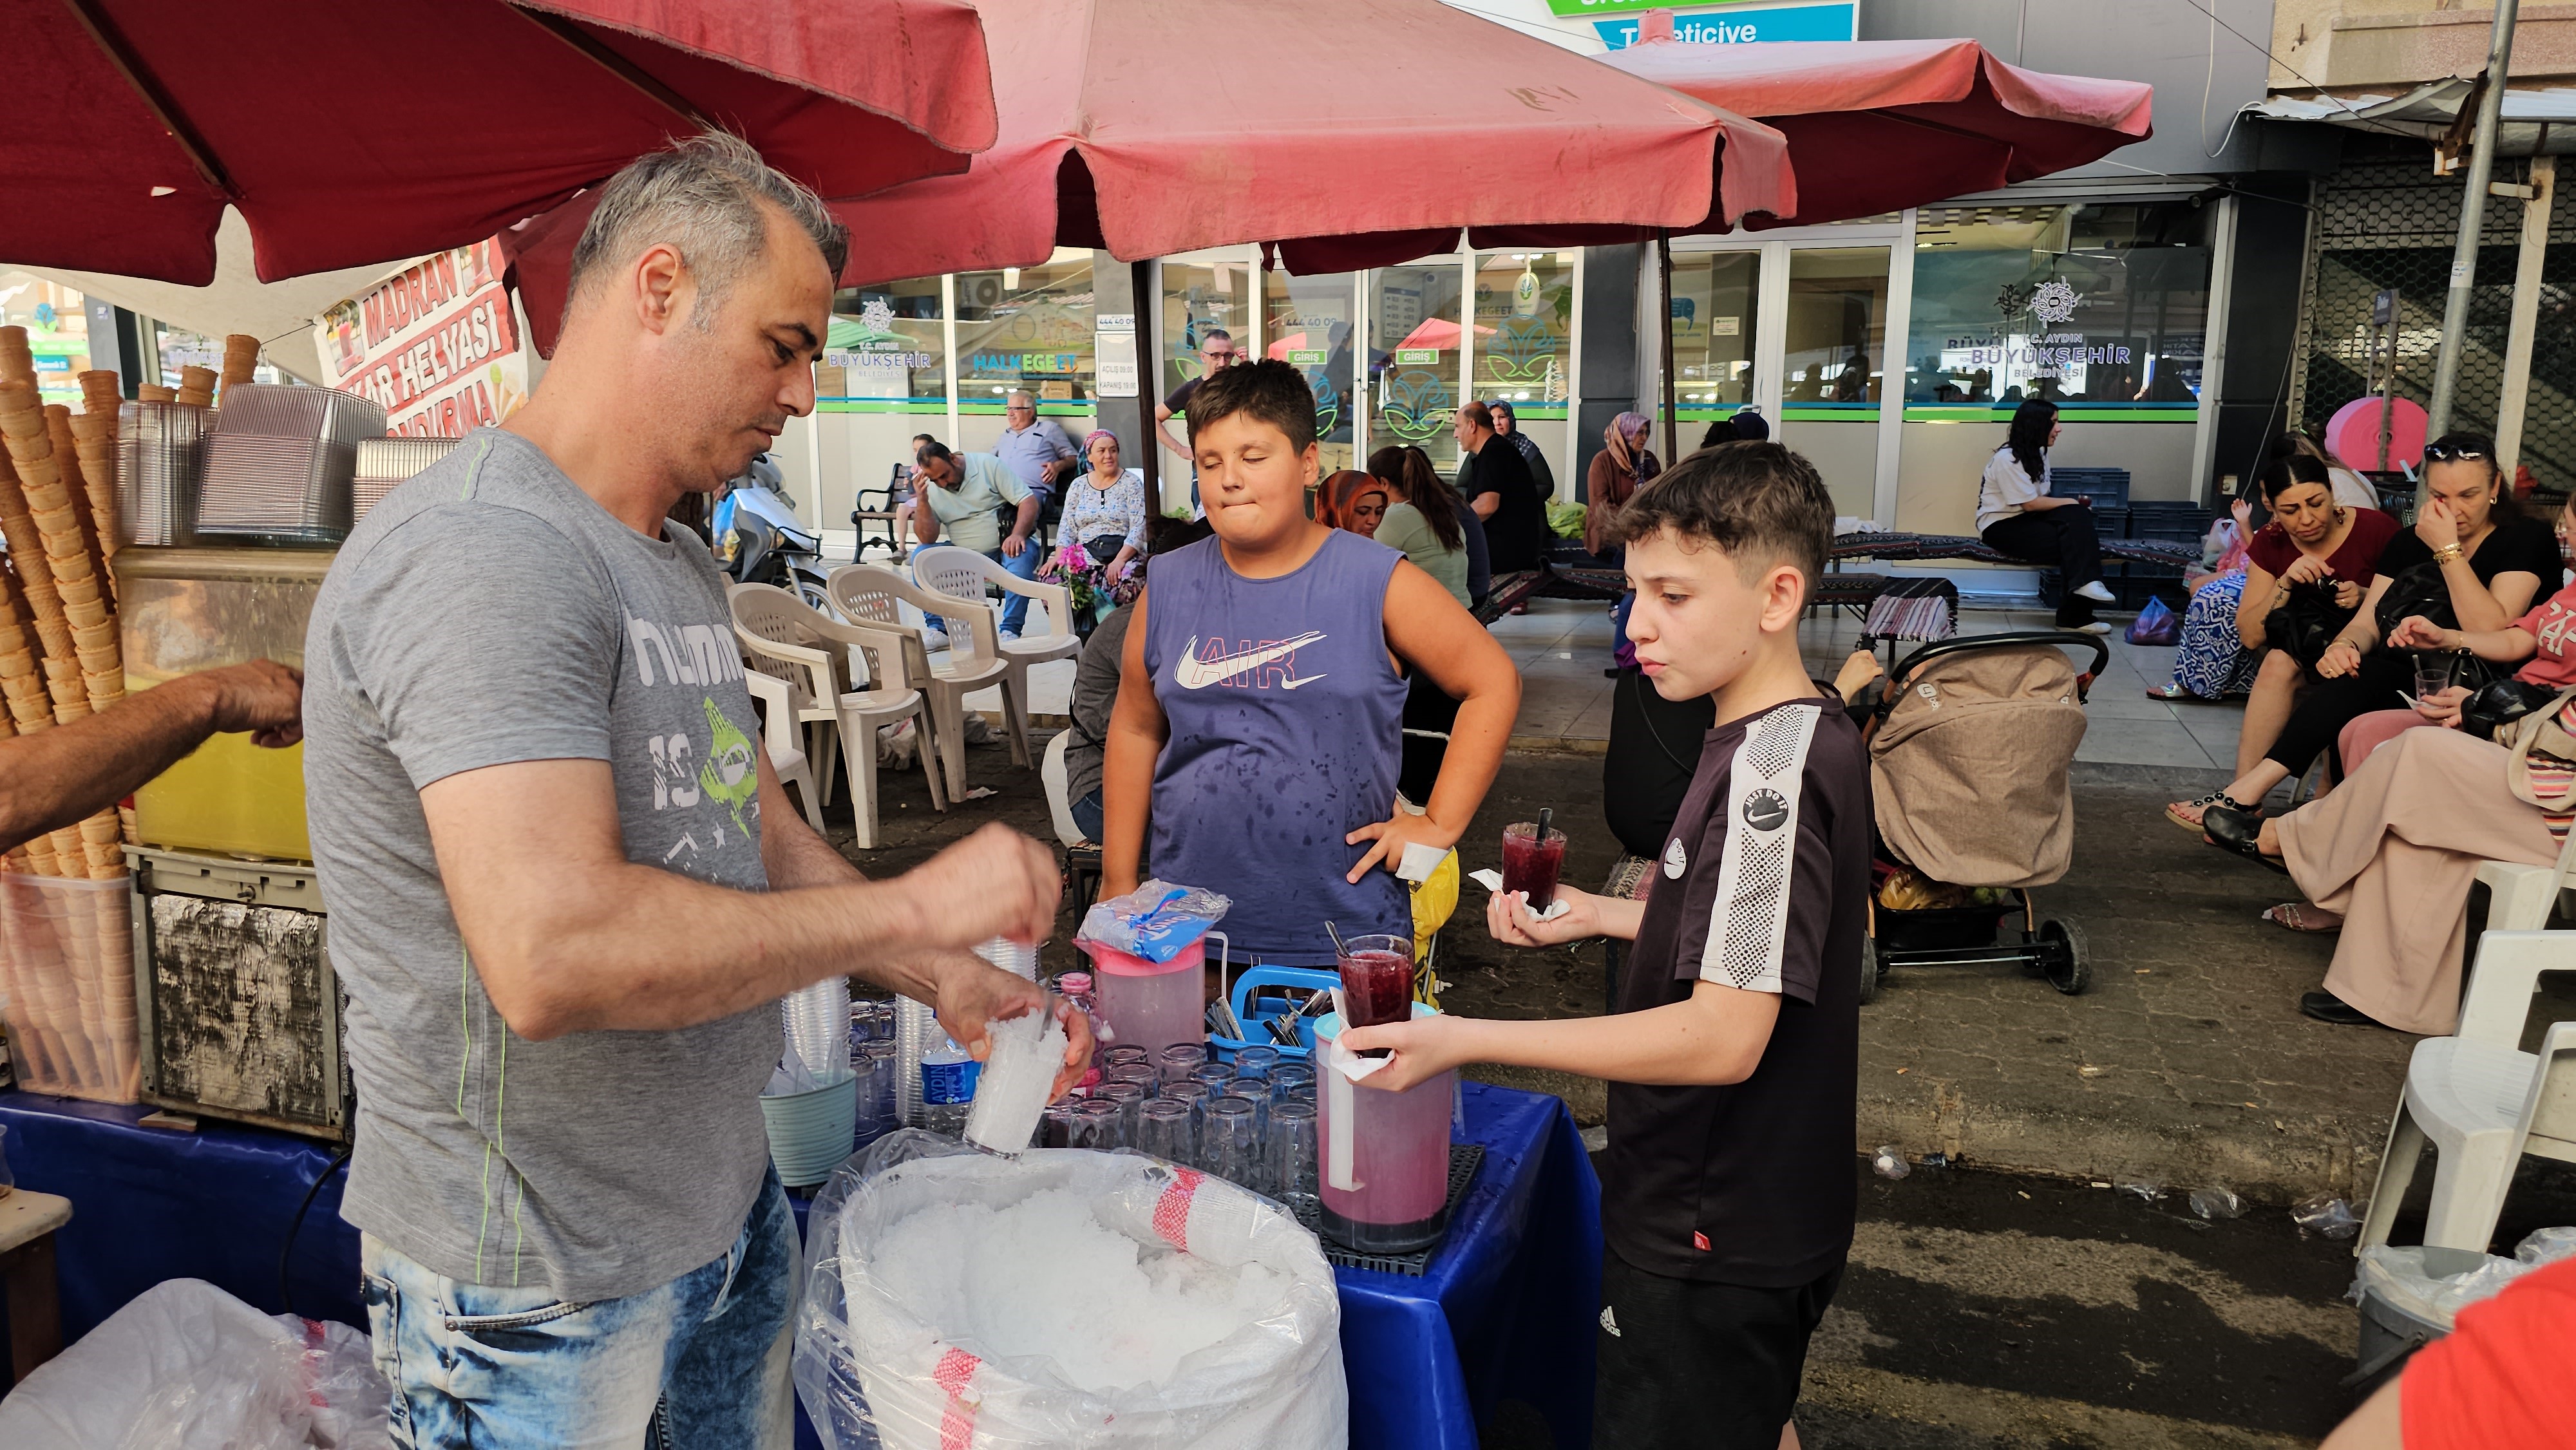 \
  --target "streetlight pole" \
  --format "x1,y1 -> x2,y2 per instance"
2423,0 -> 2521,450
